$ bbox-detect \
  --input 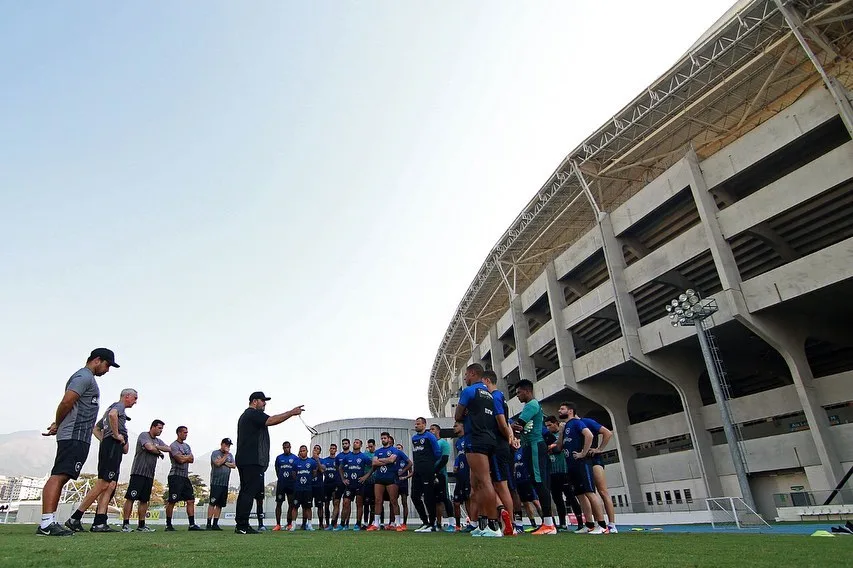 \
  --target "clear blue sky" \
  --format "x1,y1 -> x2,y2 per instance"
0,0 -> 734,458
